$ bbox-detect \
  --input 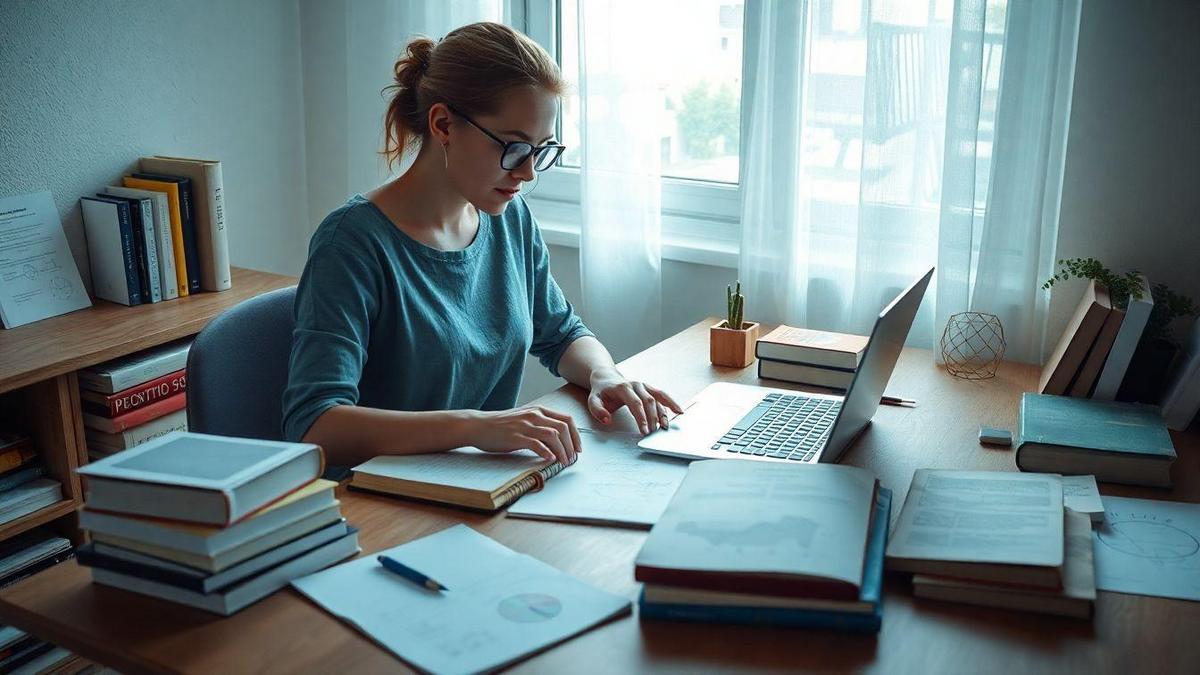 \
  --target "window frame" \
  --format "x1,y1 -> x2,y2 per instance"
517,0 -> 745,268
